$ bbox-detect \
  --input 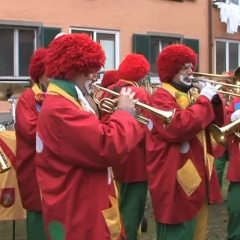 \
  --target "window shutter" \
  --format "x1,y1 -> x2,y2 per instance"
40,27 -> 62,48
133,34 -> 151,62
183,38 -> 200,72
